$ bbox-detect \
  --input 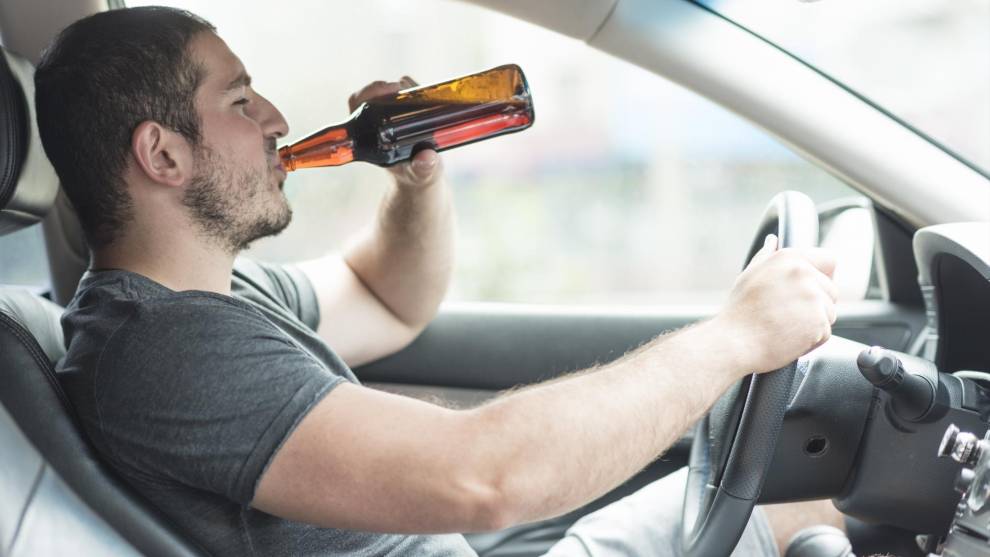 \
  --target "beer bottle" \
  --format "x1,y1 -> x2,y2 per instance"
278,64 -> 534,171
